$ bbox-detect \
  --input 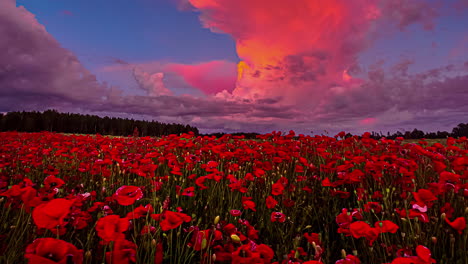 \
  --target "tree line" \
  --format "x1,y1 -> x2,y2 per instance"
1,110 -> 467,139
363,123 -> 468,139
0,110 -> 199,137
